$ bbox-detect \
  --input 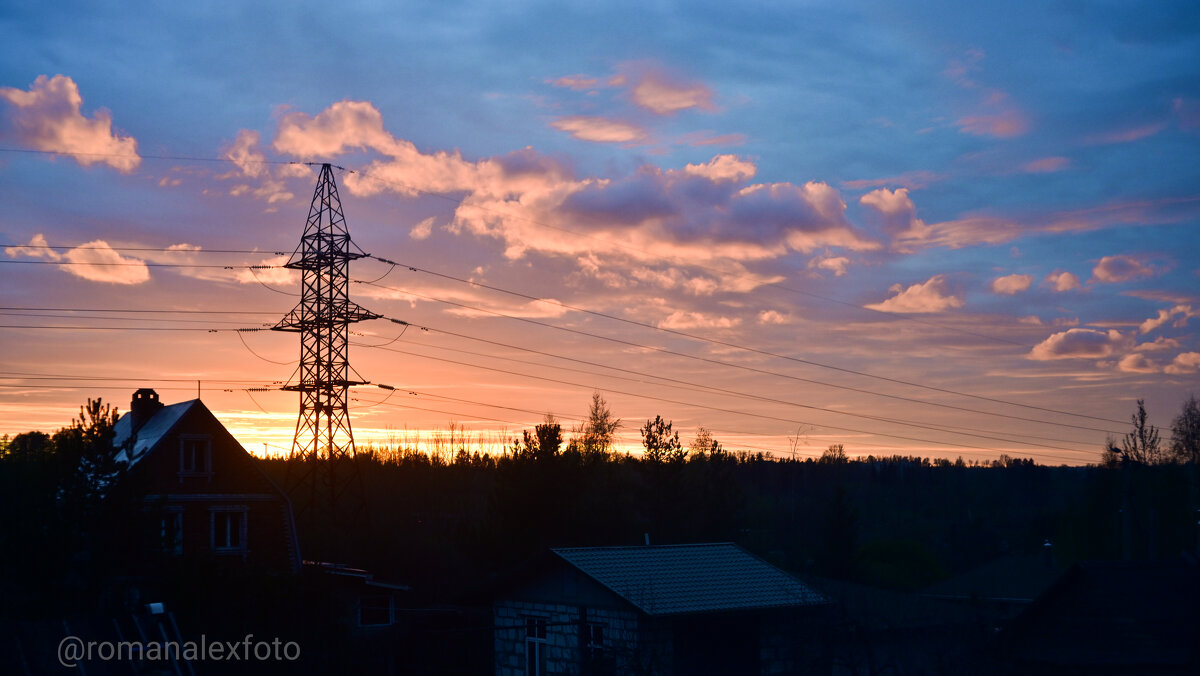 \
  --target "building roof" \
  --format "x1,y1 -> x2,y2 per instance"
112,399 -> 199,466
551,543 -> 827,616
